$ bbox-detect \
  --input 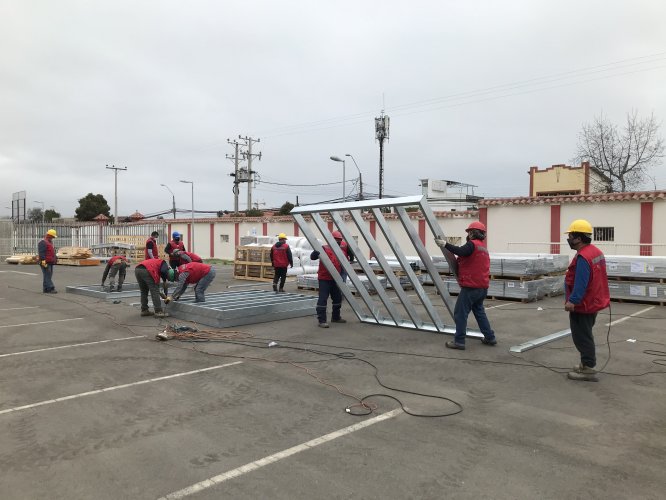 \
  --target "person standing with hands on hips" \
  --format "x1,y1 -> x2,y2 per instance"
270,233 -> 293,293
563,219 -> 610,382
38,229 -> 58,293
435,221 -> 497,350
